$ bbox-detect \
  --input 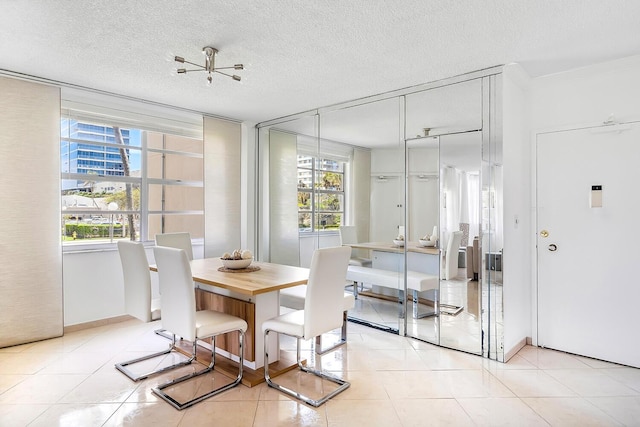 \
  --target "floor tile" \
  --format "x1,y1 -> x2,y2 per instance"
28,403 -> 121,427
381,370 -> 454,399
587,396 -> 640,426
0,373 -> 88,404
102,402 -> 185,426
457,397 -> 549,426
181,400 -> 258,426
0,374 -> 29,394
57,371 -> 138,404
491,370 -> 577,397
602,367 -> 640,393
522,397 -> 621,426
0,403 -> 49,426
325,399 -> 402,427
544,369 -> 638,397
391,398 -> 475,426
0,317 -> 638,426
516,347 -> 590,369
0,352 -> 61,375
253,400 -> 327,427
